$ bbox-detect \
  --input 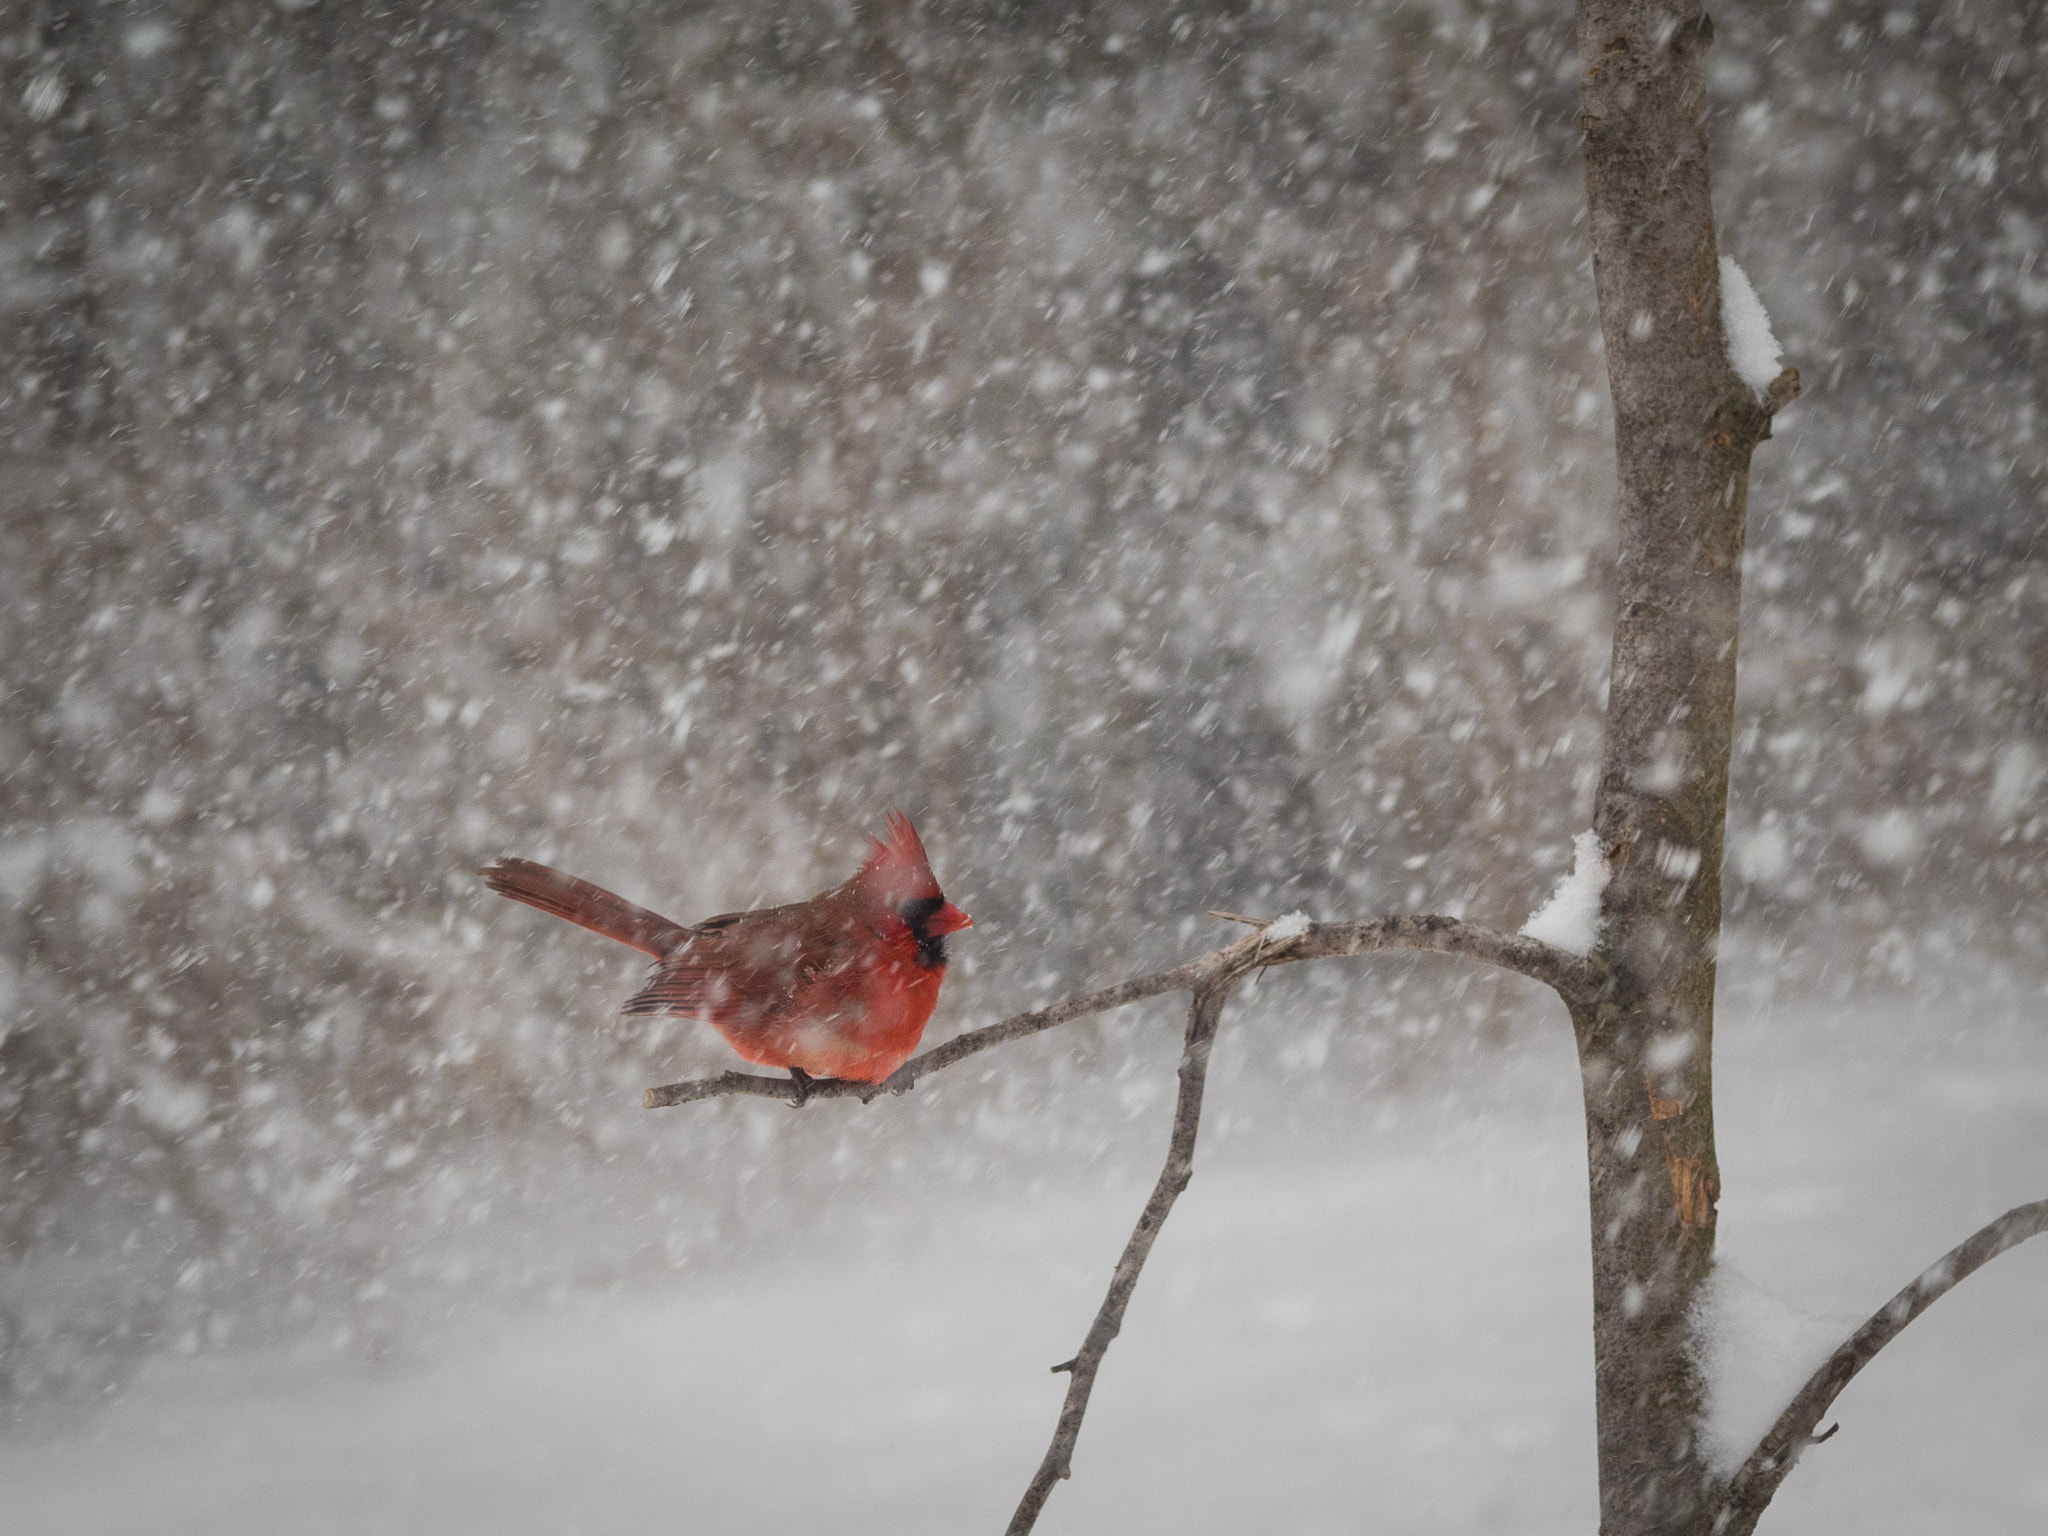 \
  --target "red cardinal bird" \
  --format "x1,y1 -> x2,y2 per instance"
479,812 -> 971,1096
